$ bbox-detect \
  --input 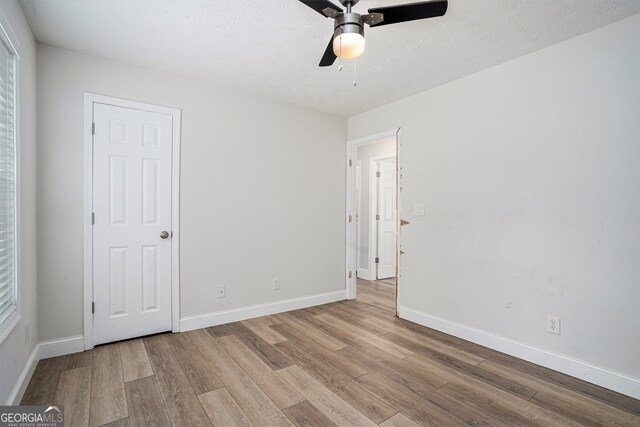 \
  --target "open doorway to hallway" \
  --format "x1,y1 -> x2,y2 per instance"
353,135 -> 398,311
